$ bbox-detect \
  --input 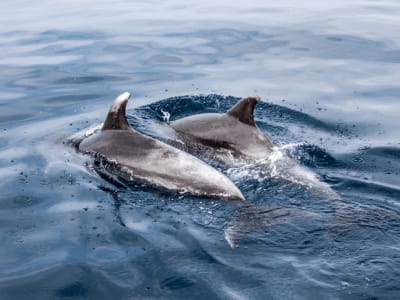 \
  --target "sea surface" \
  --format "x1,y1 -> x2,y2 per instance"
1,1 -> 400,299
